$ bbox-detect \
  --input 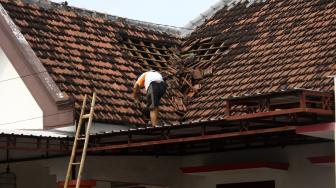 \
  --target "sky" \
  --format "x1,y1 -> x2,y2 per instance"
51,0 -> 219,28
